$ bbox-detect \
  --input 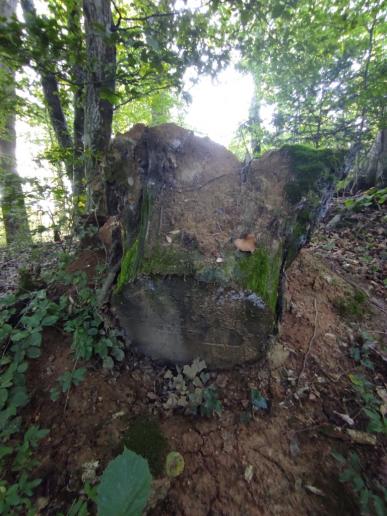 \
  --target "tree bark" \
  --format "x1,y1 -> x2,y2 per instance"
83,0 -> 116,215
68,0 -> 85,203
21,0 -> 74,180
0,0 -> 31,244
